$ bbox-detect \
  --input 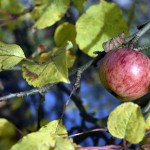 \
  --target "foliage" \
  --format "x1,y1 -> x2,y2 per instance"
0,0 -> 149,149
11,120 -> 79,150
76,0 -> 129,57
22,42 -> 72,88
